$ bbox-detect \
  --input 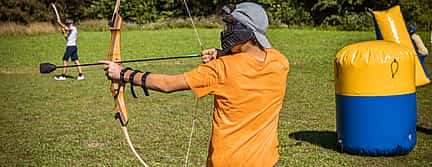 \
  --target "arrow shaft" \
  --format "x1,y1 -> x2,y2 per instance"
56,53 -> 201,69
56,62 -> 102,68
